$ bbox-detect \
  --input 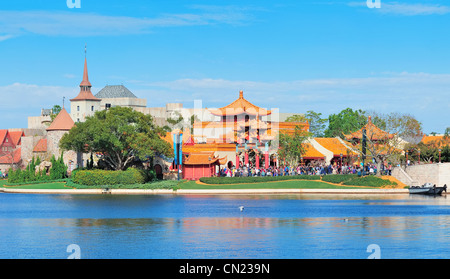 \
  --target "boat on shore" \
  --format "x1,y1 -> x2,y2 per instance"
409,183 -> 447,196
